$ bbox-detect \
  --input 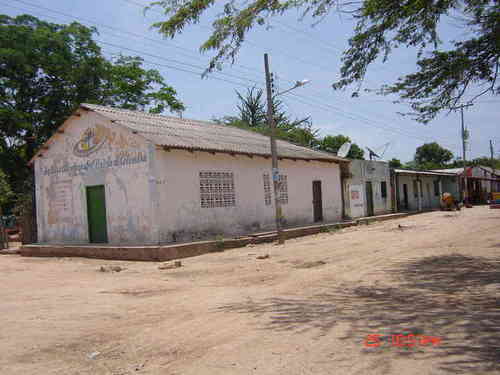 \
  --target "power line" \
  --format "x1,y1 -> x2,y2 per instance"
2,0 -> 462,149
8,0 -> 266,81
